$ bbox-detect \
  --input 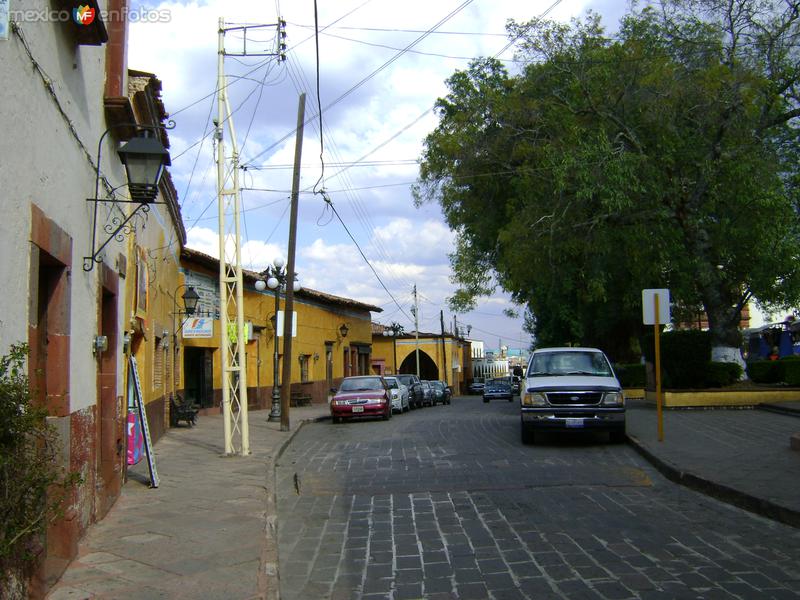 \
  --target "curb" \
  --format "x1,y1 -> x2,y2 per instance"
757,403 -> 800,418
259,414 -> 331,600
627,434 -> 800,529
